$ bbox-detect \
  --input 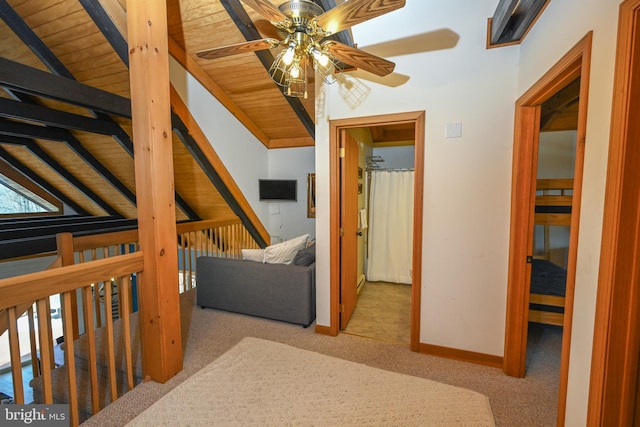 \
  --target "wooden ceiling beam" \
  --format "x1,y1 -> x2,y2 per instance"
1,138 -> 121,216
0,0 -> 74,80
488,0 -> 550,46
0,157 -> 62,214
220,0 -> 315,140
0,97 -> 122,136
0,144 -> 90,215
79,0 -> 129,66
0,118 -> 137,207
0,58 -> 131,118
0,146 -> 89,216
